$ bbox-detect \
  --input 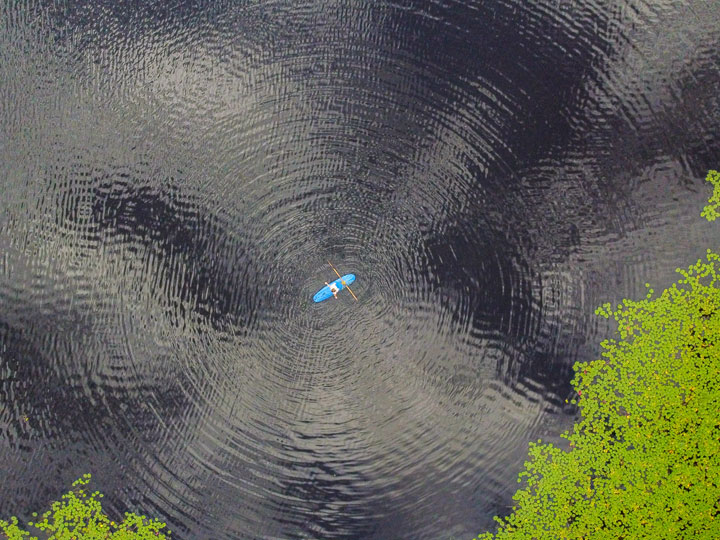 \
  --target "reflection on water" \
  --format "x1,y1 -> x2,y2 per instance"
1,0 -> 719,538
